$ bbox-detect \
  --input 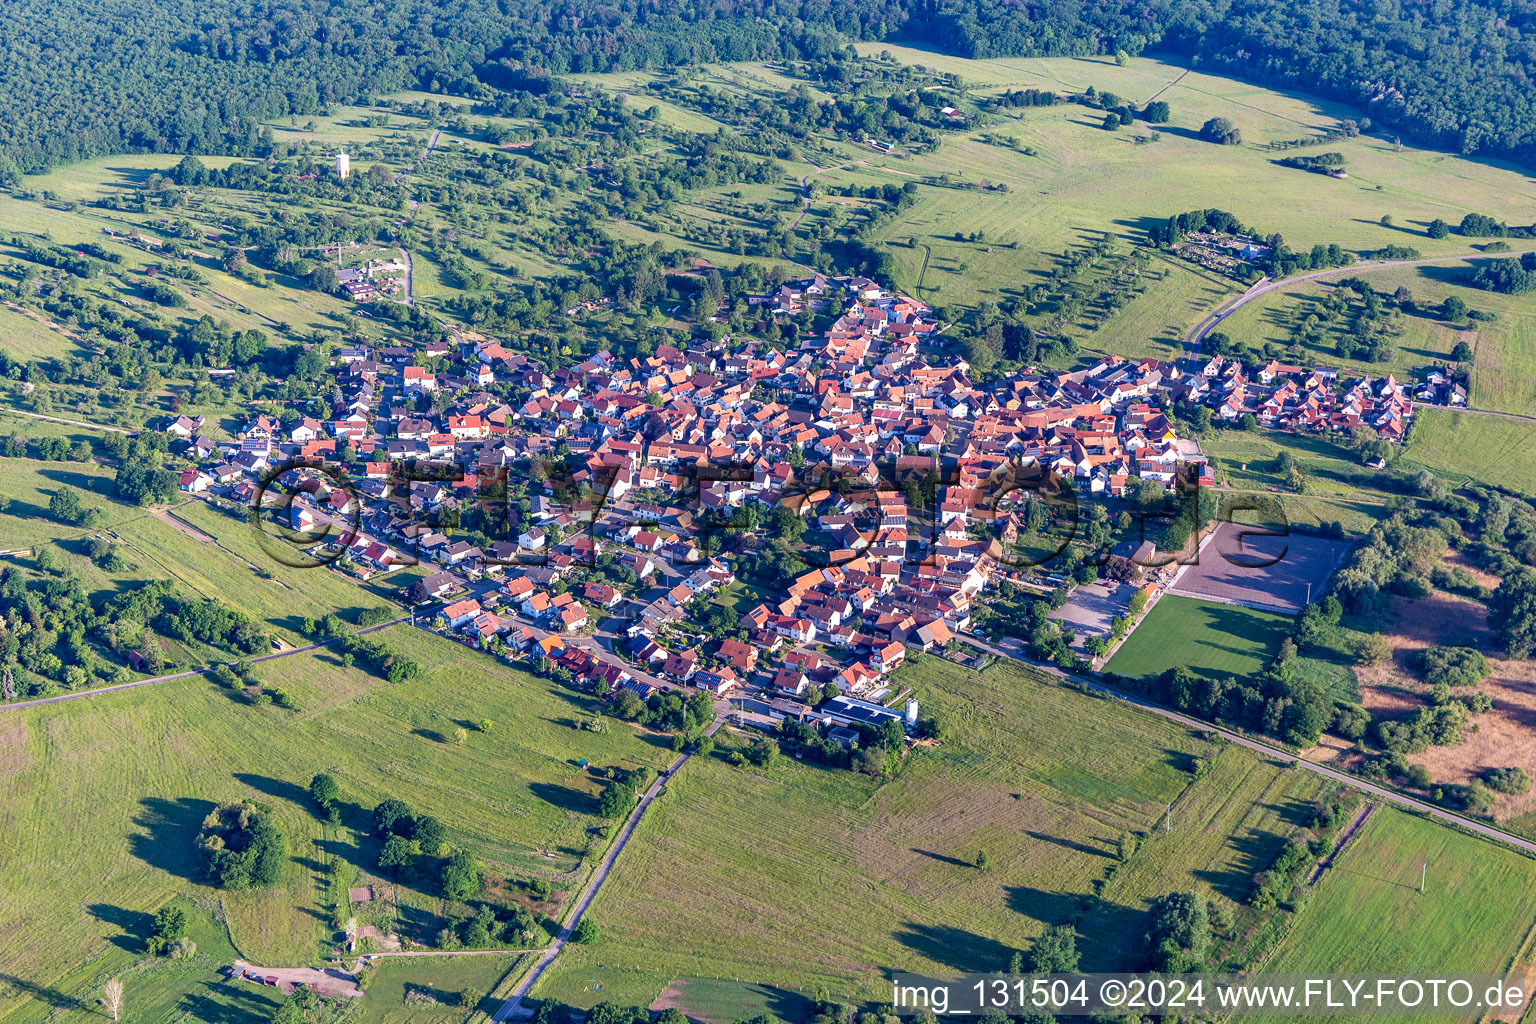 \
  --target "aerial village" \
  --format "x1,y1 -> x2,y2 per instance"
160,272 -> 1426,757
